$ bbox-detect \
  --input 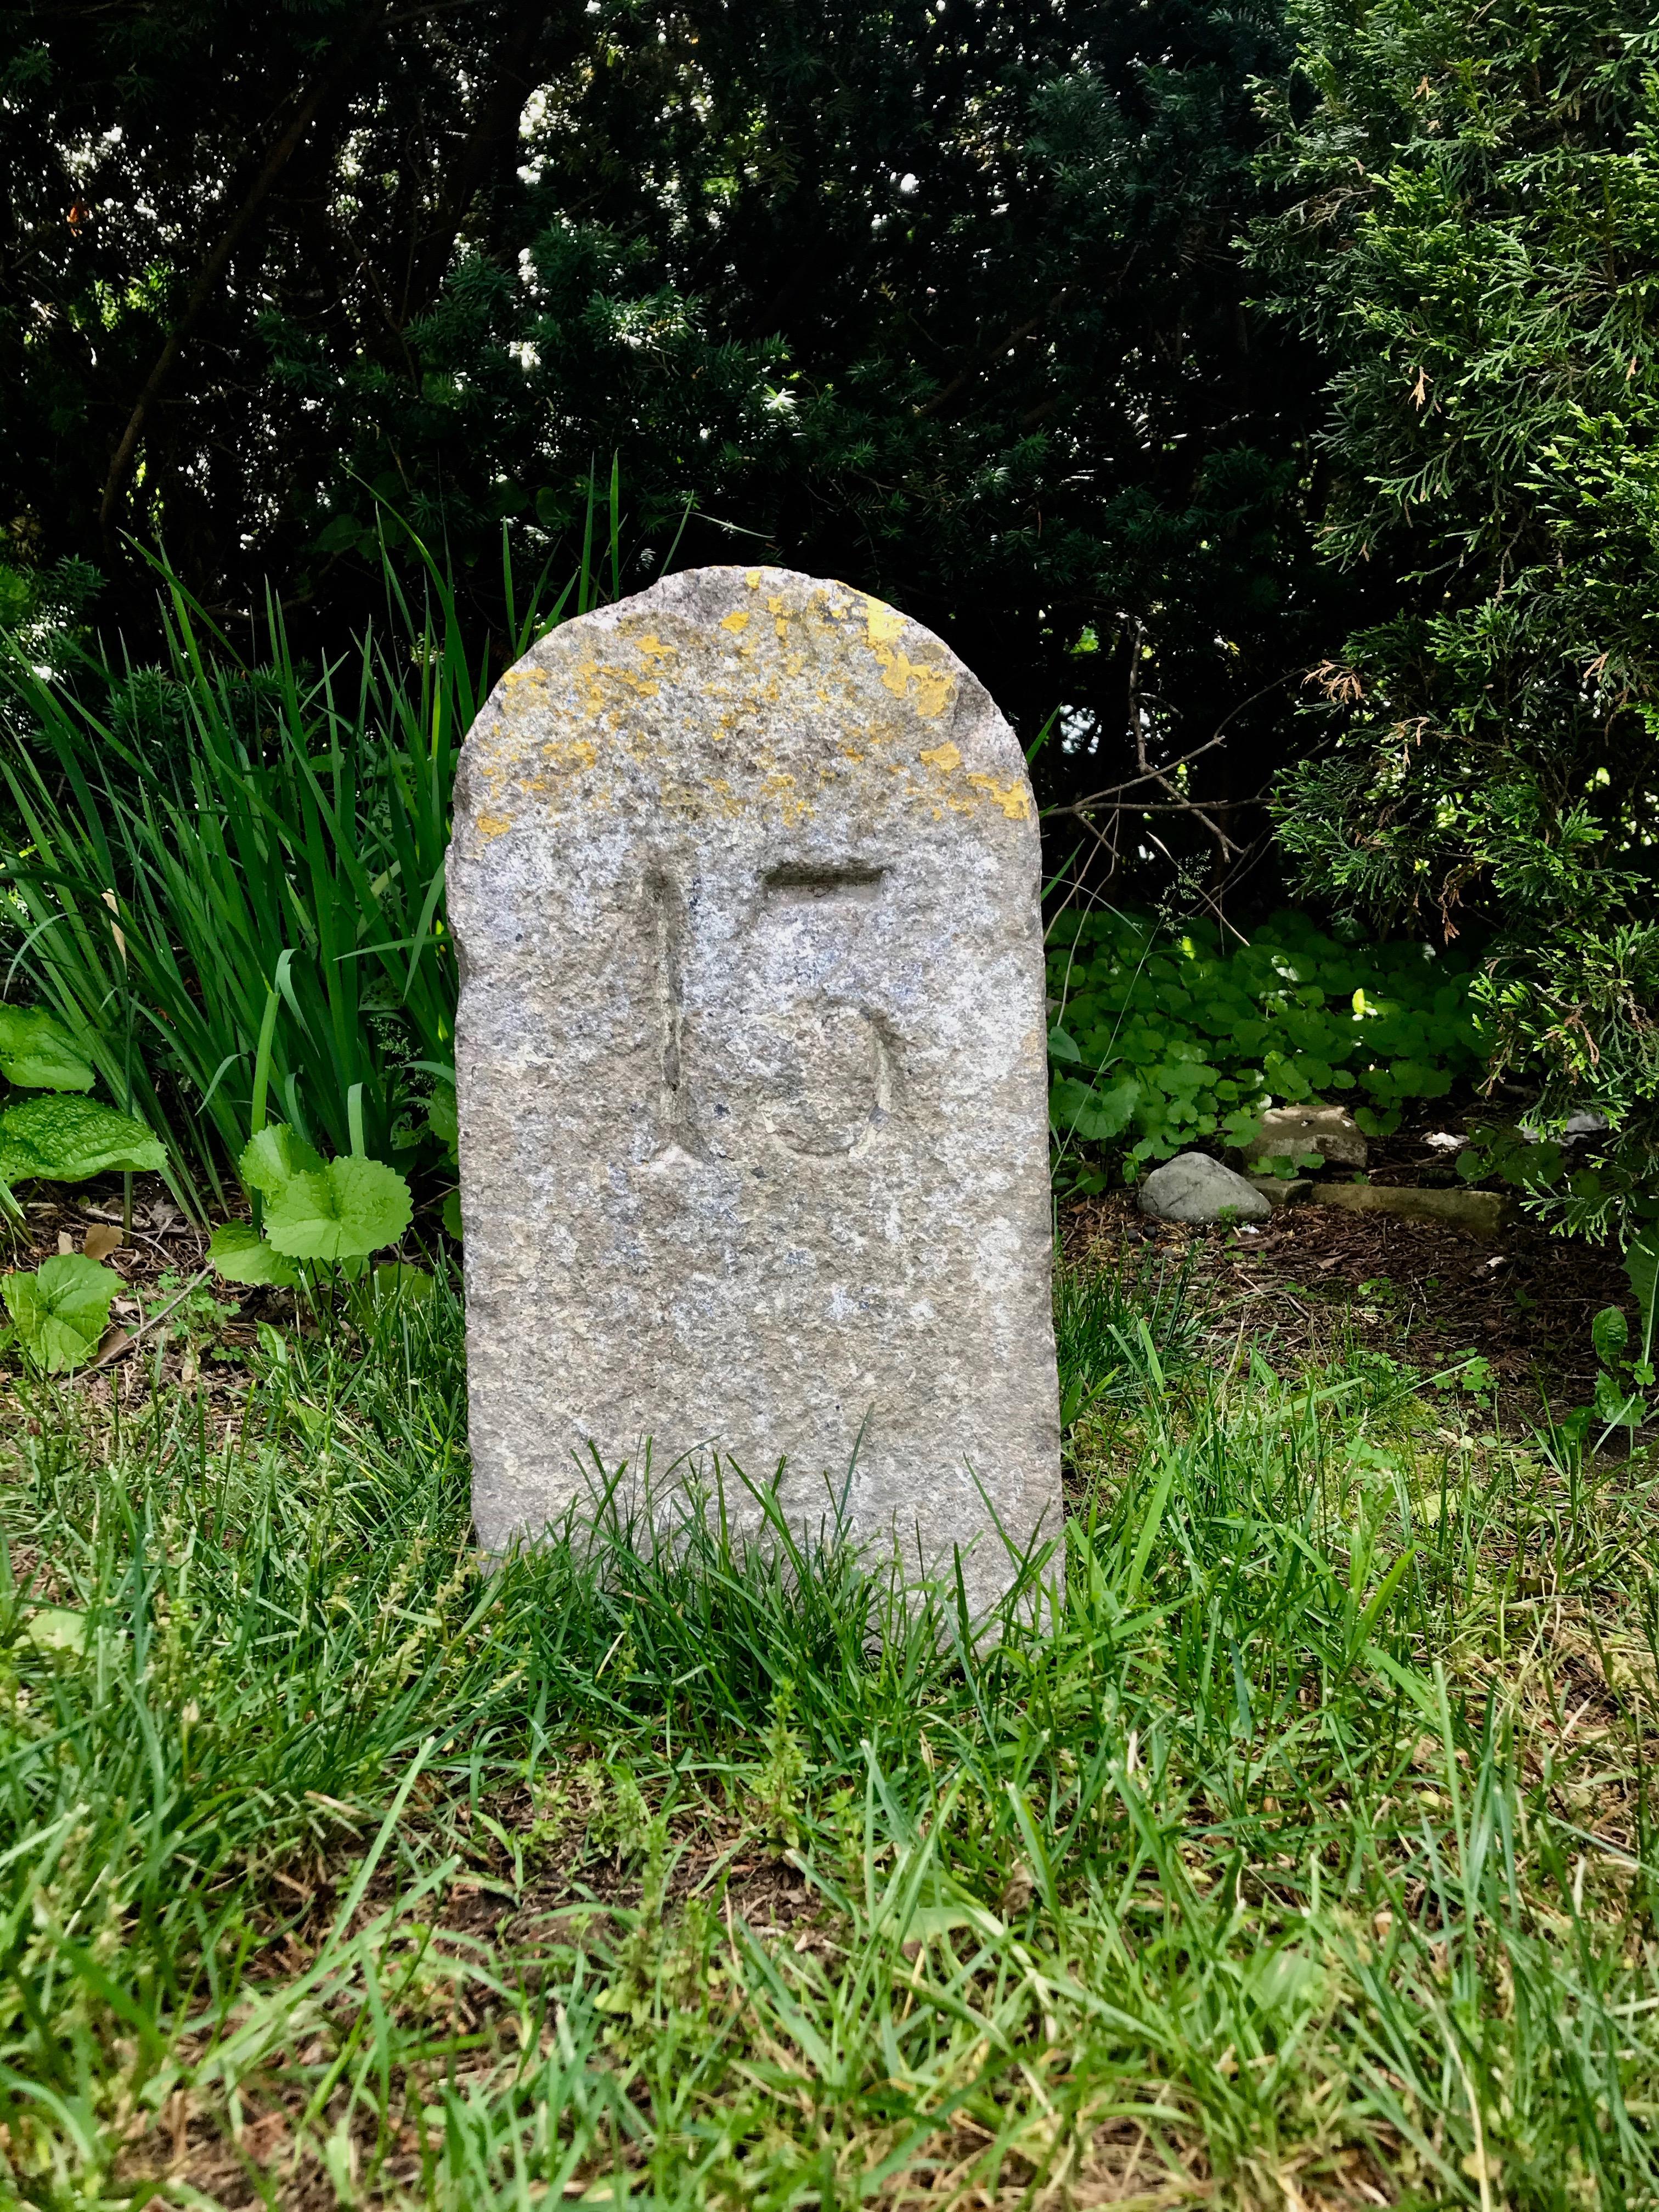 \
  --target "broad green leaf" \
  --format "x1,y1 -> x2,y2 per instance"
0,1006 -> 95,1092
24,1607 -> 87,1655
3,1253 -> 120,1372
372,1262 -> 433,1304
0,1097 -> 165,1186
1591,1305 -> 1628,1368
1051,1075 -> 1138,1143
207,1221 -> 301,1289
239,1123 -> 325,1200
264,1155 -> 413,1262
426,1080 -> 458,1158
441,1188 -> 463,1240
1626,1231 -> 1659,1332
1593,1369 -> 1644,1429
